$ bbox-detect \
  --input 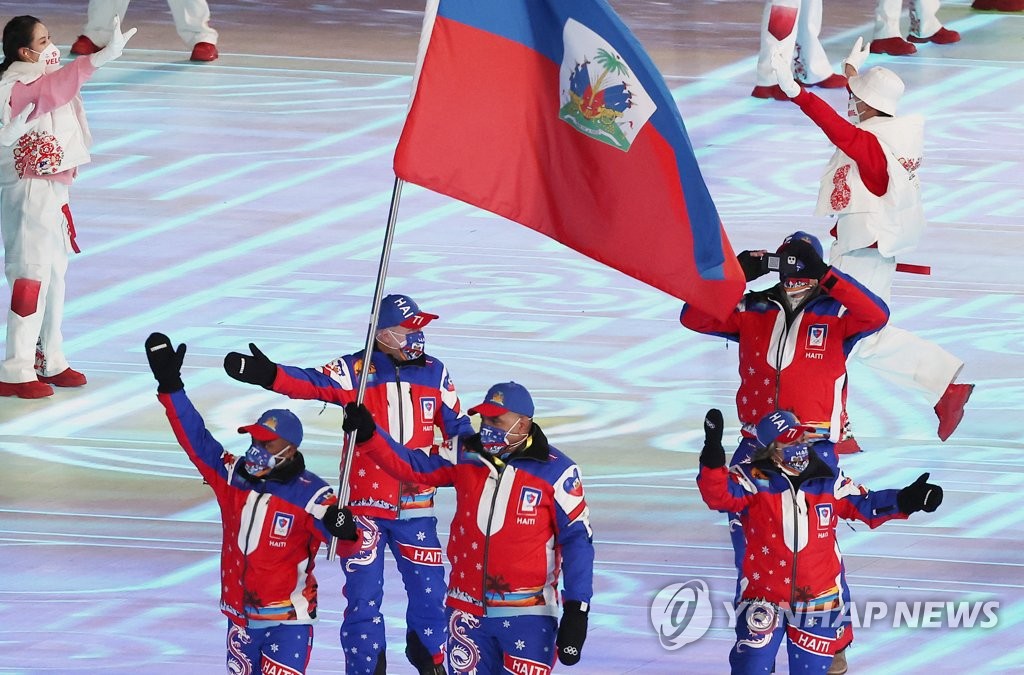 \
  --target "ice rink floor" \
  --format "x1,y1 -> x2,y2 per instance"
1,1 -> 1021,673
